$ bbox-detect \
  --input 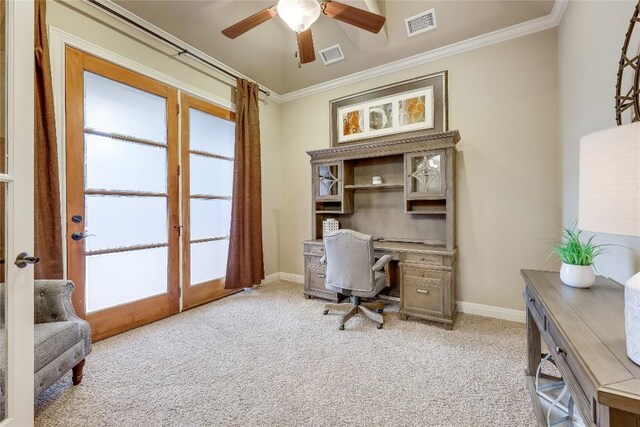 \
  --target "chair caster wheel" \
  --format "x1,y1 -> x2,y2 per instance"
377,323 -> 383,329
377,309 -> 383,314
323,309 -> 329,315
339,324 -> 345,330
